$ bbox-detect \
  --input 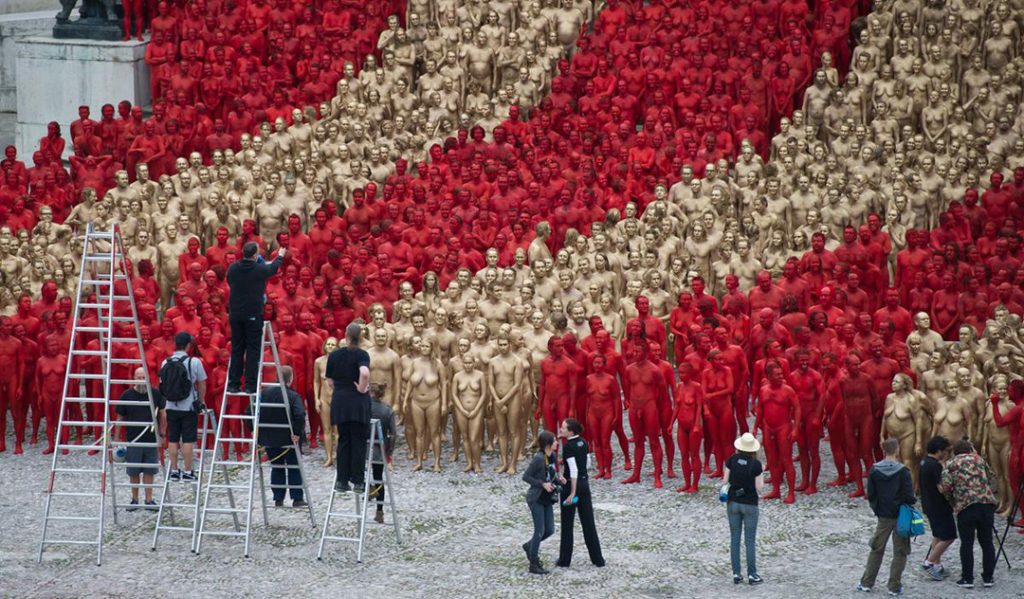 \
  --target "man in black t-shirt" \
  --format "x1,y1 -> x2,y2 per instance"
115,368 -> 166,511
919,436 -> 955,580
